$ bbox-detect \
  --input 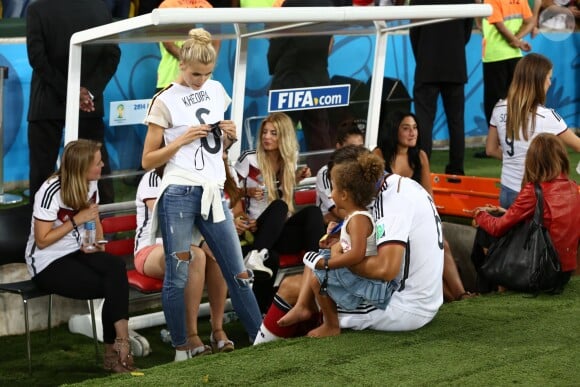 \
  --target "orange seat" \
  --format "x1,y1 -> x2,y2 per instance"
101,214 -> 163,294
431,173 -> 501,218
